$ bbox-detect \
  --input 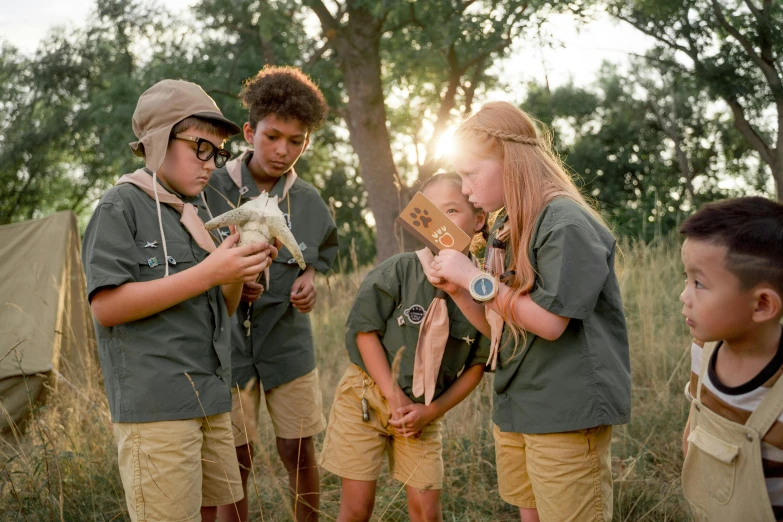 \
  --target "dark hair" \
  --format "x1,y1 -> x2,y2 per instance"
680,196 -> 783,293
419,172 -> 489,240
170,116 -> 235,141
240,66 -> 327,132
